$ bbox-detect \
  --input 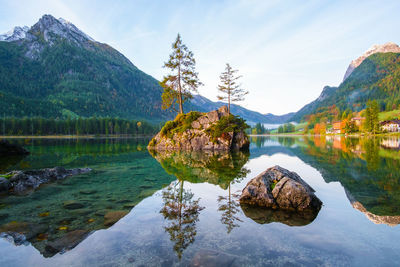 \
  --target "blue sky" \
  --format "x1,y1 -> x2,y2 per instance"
1,0 -> 400,115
